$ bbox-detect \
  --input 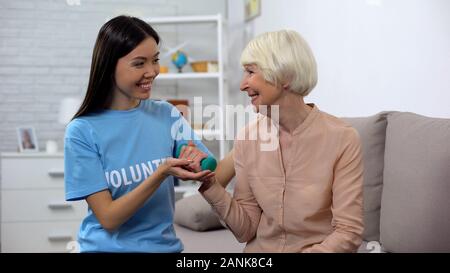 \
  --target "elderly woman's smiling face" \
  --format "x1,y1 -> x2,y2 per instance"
239,64 -> 283,113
